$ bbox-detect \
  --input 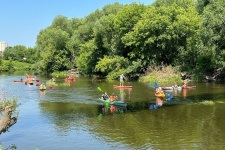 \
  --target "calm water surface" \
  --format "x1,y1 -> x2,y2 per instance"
1,72 -> 225,150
